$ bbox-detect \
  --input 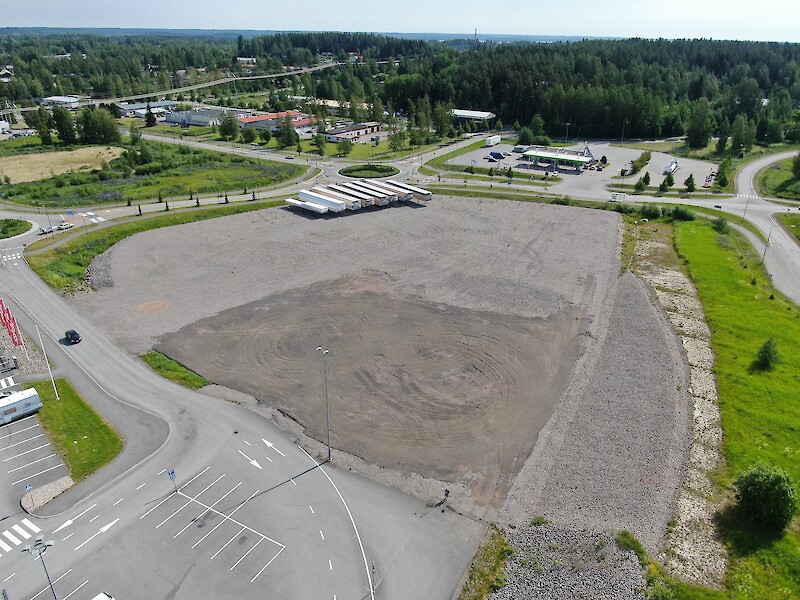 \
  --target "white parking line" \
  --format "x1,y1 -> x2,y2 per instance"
251,547 -> 284,583
3,572 -> 14,582
320,530 -> 324,540
89,515 -> 99,523
136,482 -> 146,490
190,489 -> 260,549
140,492 -> 175,520
63,533 -> 74,541
7,453 -> 57,473
174,482 -> 242,539
62,580 -> 89,599
113,497 -> 124,506
211,526 -> 245,559
230,537 -> 263,570
1,434 -> 45,454
4,443 -> 50,462
156,473 -> 225,528
309,505 -> 314,514
0,424 -> 39,440
12,463 -> 64,485
31,569 -> 71,600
